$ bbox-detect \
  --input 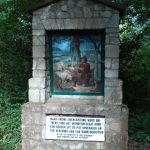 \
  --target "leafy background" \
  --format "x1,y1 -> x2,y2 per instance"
0,0 -> 150,149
